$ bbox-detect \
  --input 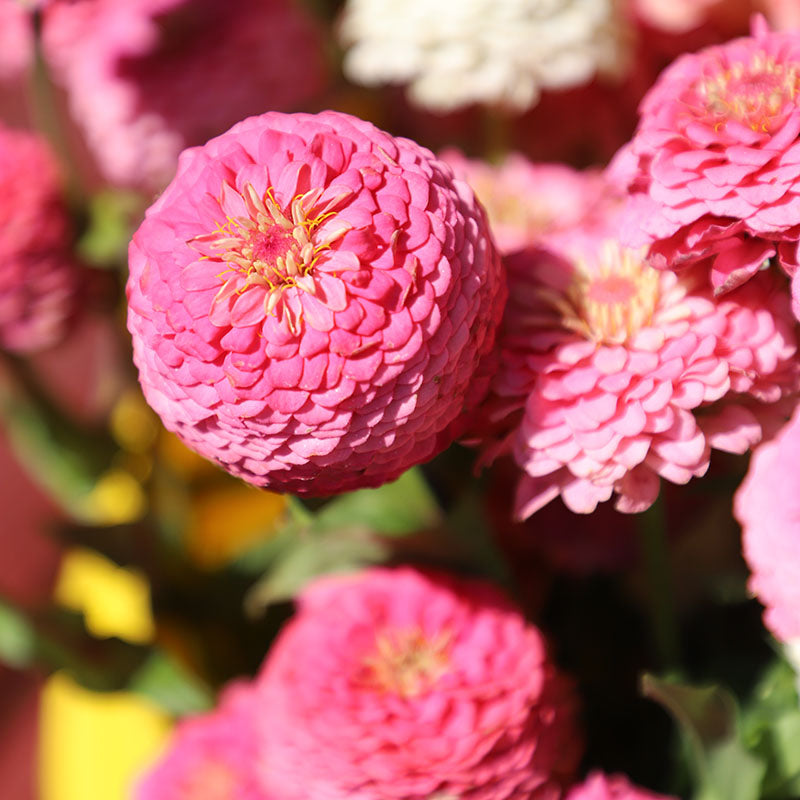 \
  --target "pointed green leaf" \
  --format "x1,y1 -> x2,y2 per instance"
315,467 -> 441,536
128,650 -> 214,716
